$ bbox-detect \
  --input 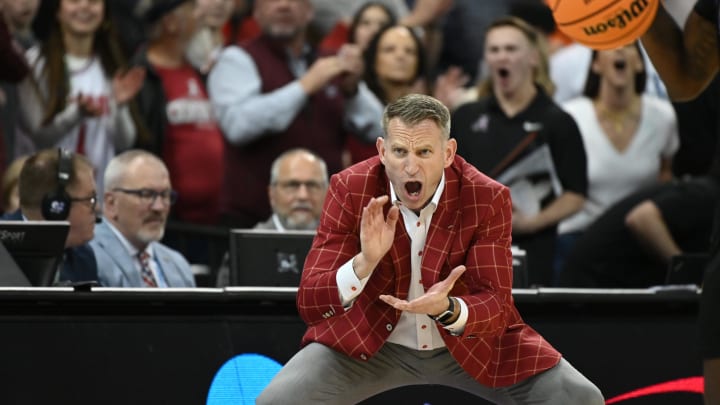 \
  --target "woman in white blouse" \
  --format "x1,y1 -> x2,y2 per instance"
16,0 -> 144,195
554,42 -> 679,278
